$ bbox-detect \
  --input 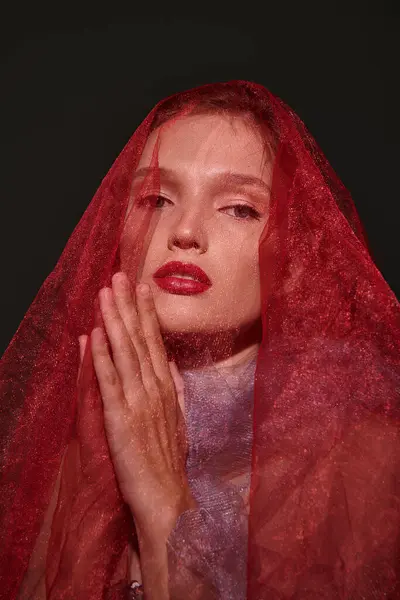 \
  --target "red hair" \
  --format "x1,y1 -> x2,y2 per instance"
149,81 -> 279,160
